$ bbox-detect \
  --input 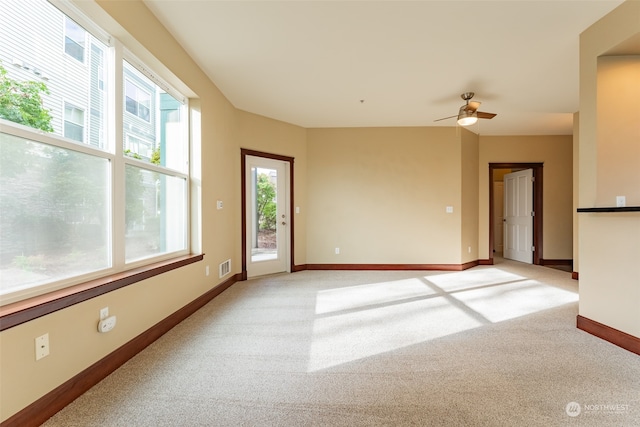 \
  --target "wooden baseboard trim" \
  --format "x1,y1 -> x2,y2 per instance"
478,259 -> 494,265
540,259 -> 573,267
305,262 -> 478,271
577,315 -> 640,356
572,272 -> 579,280
292,264 -> 307,272
1,273 -> 242,427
